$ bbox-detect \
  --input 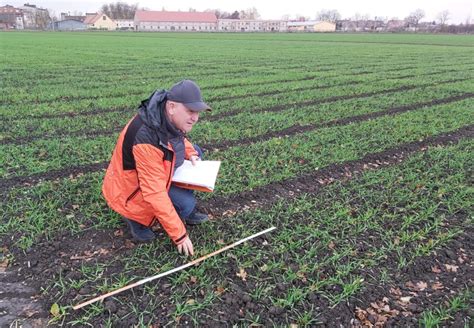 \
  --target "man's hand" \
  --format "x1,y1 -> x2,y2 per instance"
190,155 -> 201,166
177,236 -> 194,256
